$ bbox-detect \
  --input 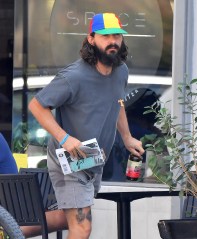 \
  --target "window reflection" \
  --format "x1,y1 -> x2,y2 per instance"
13,0 -> 174,180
